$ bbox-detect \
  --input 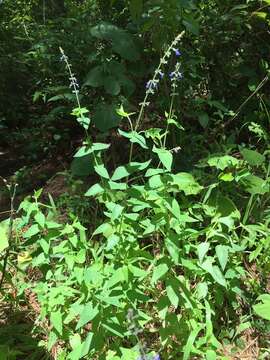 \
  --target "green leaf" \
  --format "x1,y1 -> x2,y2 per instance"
74,143 -> 110,157
206,350 -> 217,360
102,322 -> 125,337
80,332 -> 94,357
151,263 -> 169,284
196,282 -> 208,299
253,294 -> 270,320
165,235 -> 180,265
183,324 -> 202,360
71,155 -> 95,177
198,112 -> 209,128
93,223 -> 114,238
76,303 -> 99,330
34,212 -> 46,228
166,281 -> 179,307
201,259 -> 227,287
84,66 -> 106,87
241,148 -> 265,166
110,203 -> 124,221
253,11 -> 267,19
215,245 -> 229,271
111,160 -> 151,181
93,103 -> 121,132
23,224 -> 40,238
129,0 -> 143,20
50,310 -> 63,335
240,174 -> 269,195
90,22 -> 139,61
106,234 -> 120,250
104,76 -> 121,95
94,164 -> 110,179
153,146 -> 173,171
120,347 -> 138,360
207,155 -> 239,170
183,15 -> 199,35
85,183 -> 104,197
169,172 -> 203,195
197,242 -> 210,263
0,221 -> 9,252
128,264 -> 148,278
118,129 -> 148,149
